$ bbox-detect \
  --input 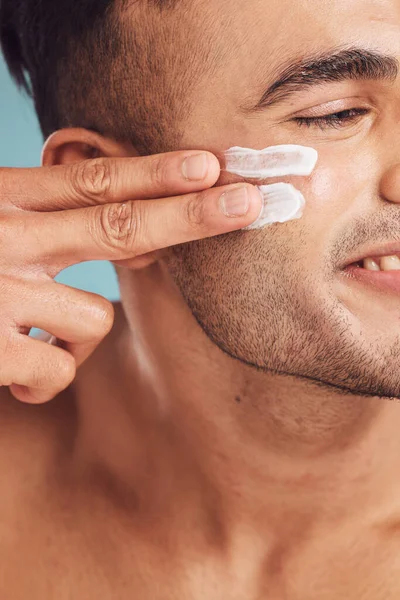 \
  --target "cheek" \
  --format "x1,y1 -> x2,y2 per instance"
301,145 -> 378,230
304,165 -> 344,224
308,166 -> 336,208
